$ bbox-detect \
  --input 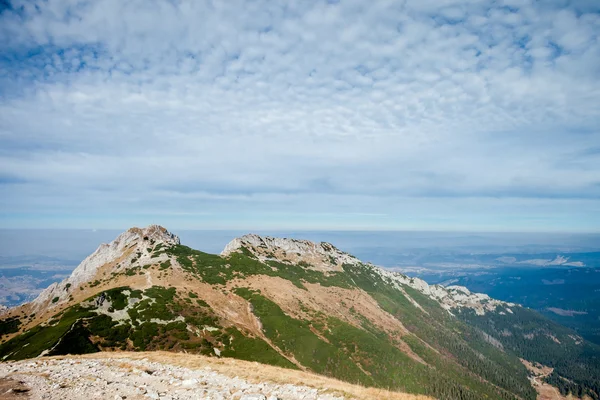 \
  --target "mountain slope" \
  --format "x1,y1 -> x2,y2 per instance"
1,226 -> 598,399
